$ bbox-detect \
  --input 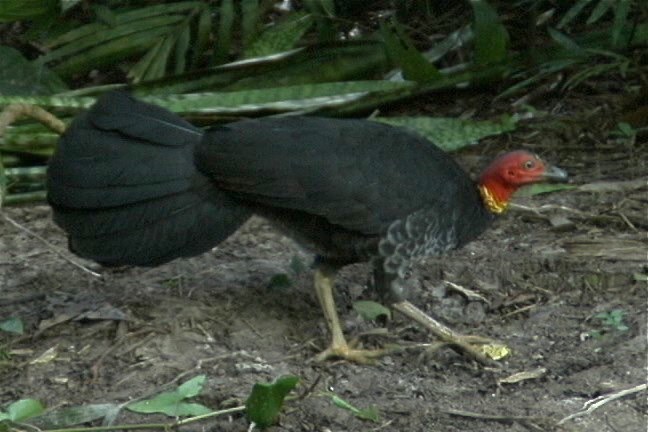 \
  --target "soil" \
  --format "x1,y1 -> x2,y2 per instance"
1,91 -> 646,432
